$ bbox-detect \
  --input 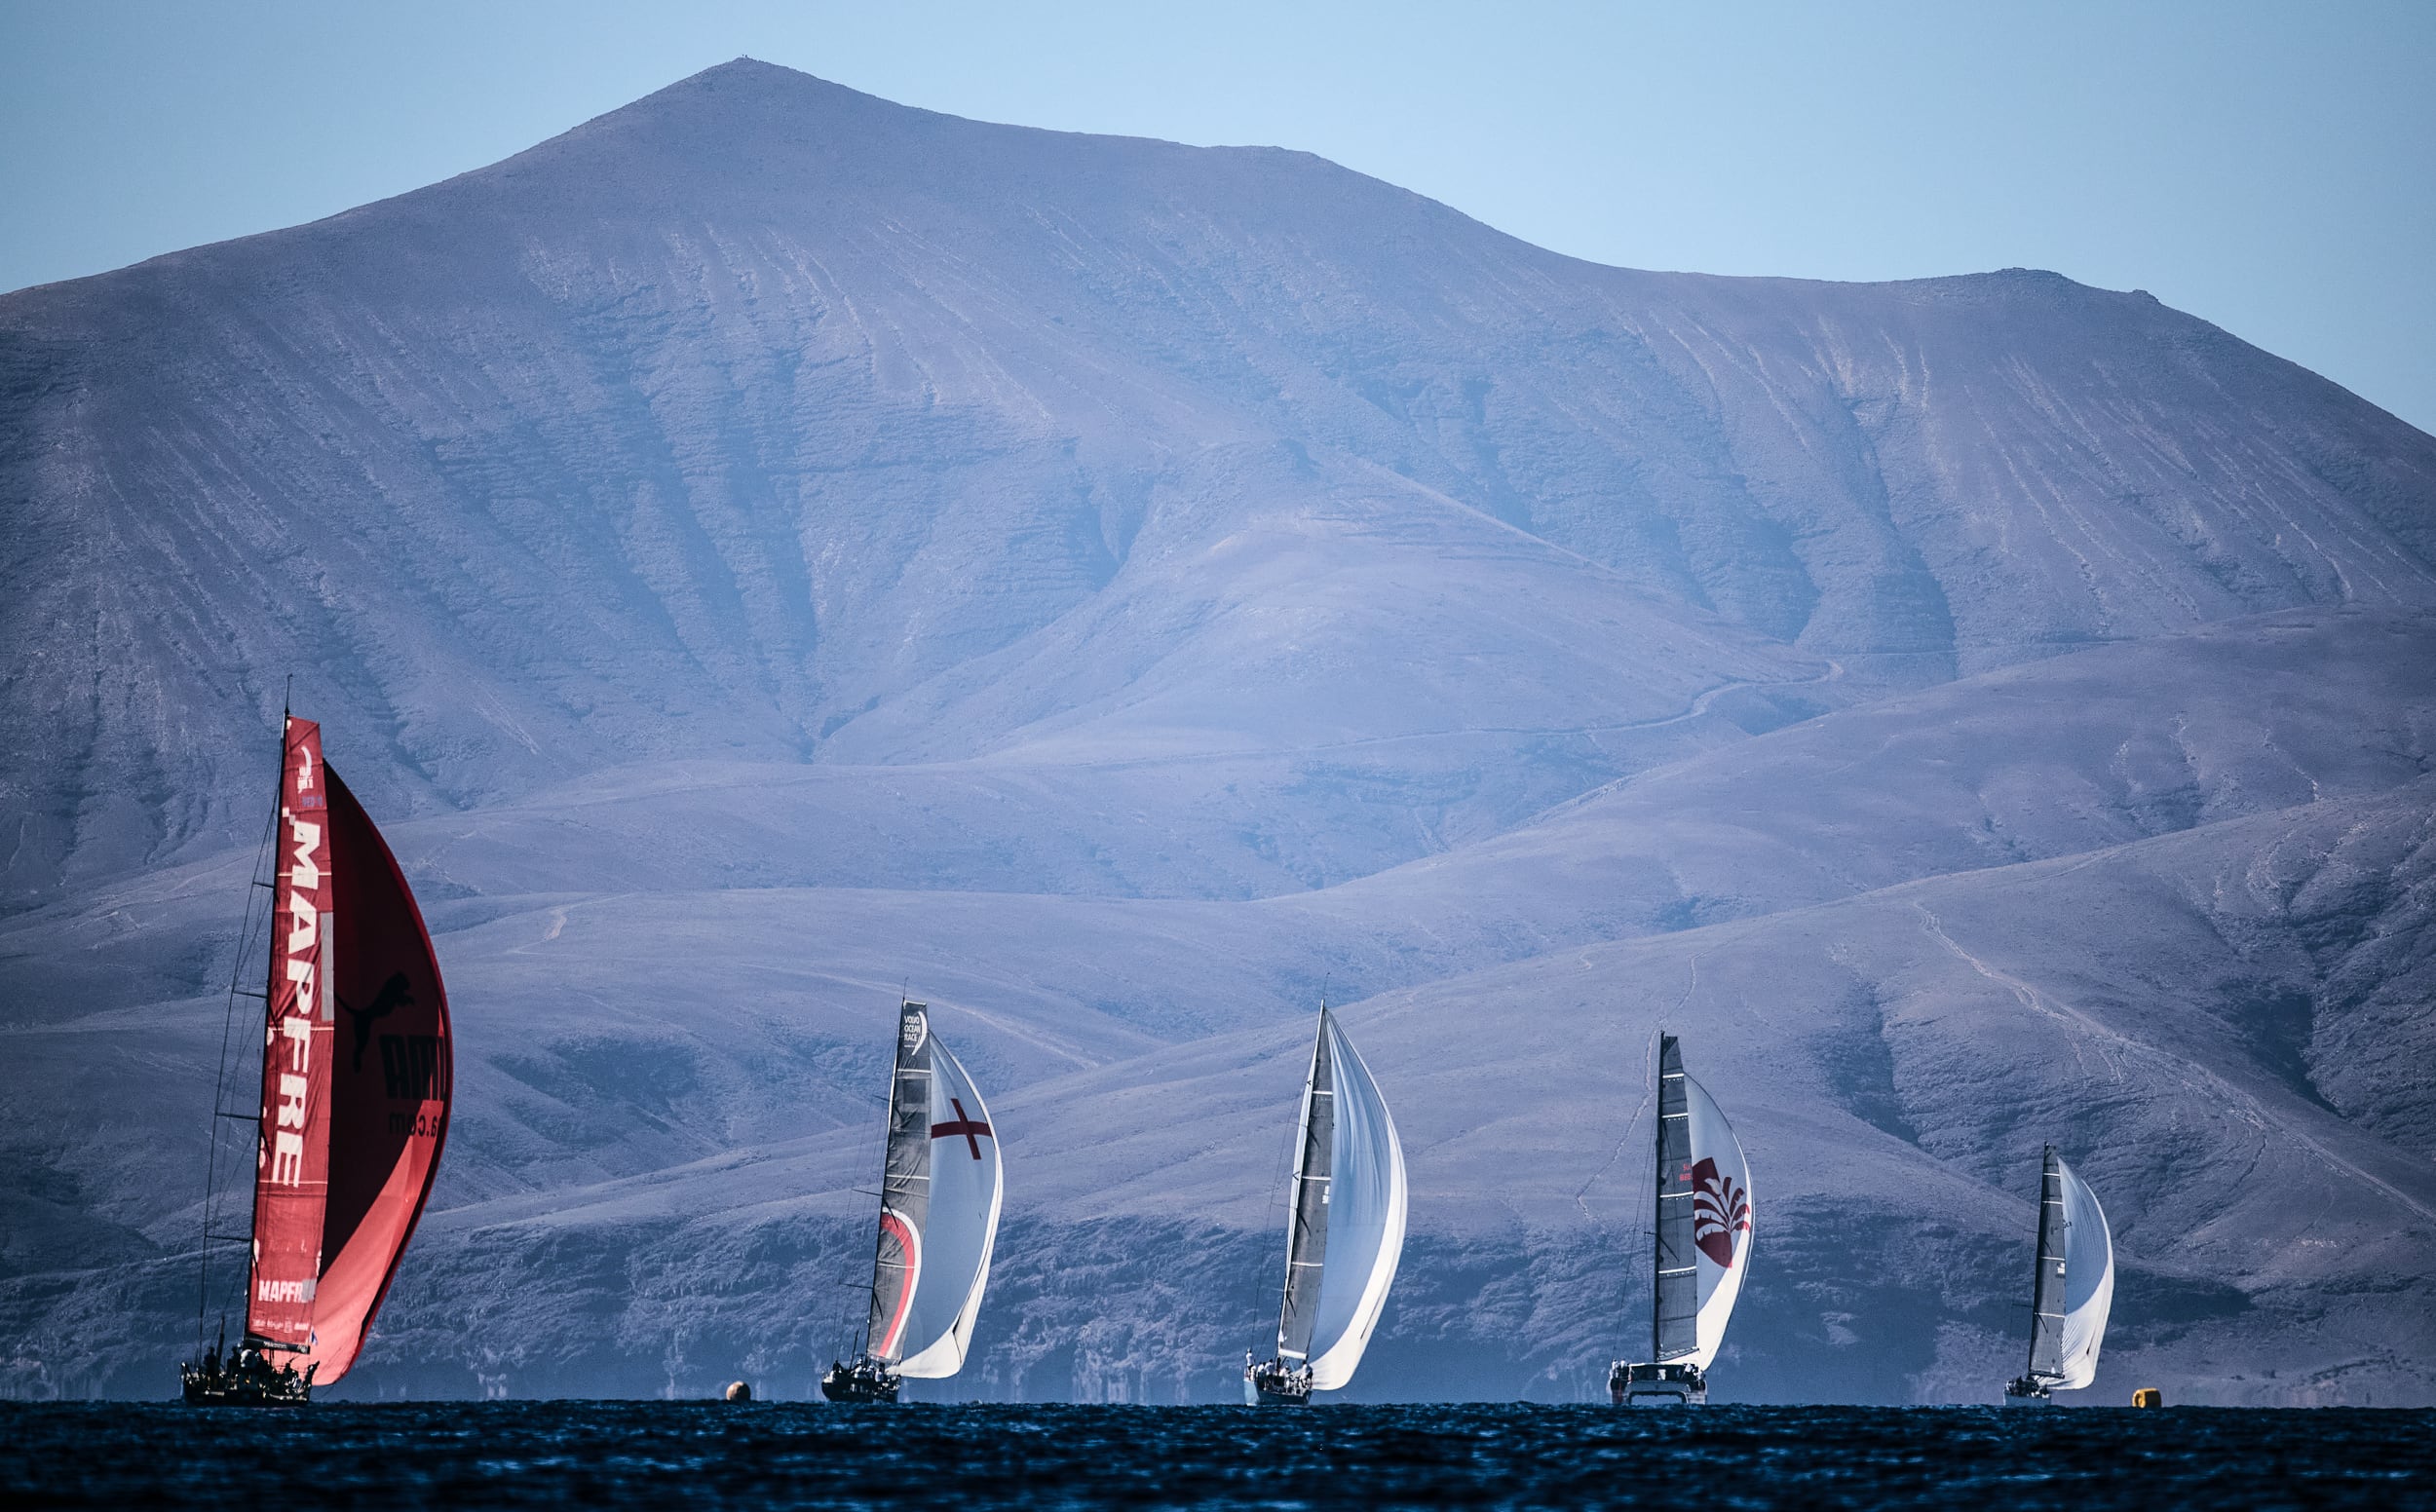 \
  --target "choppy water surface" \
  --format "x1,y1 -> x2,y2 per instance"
4,1402 -> 2428,1509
